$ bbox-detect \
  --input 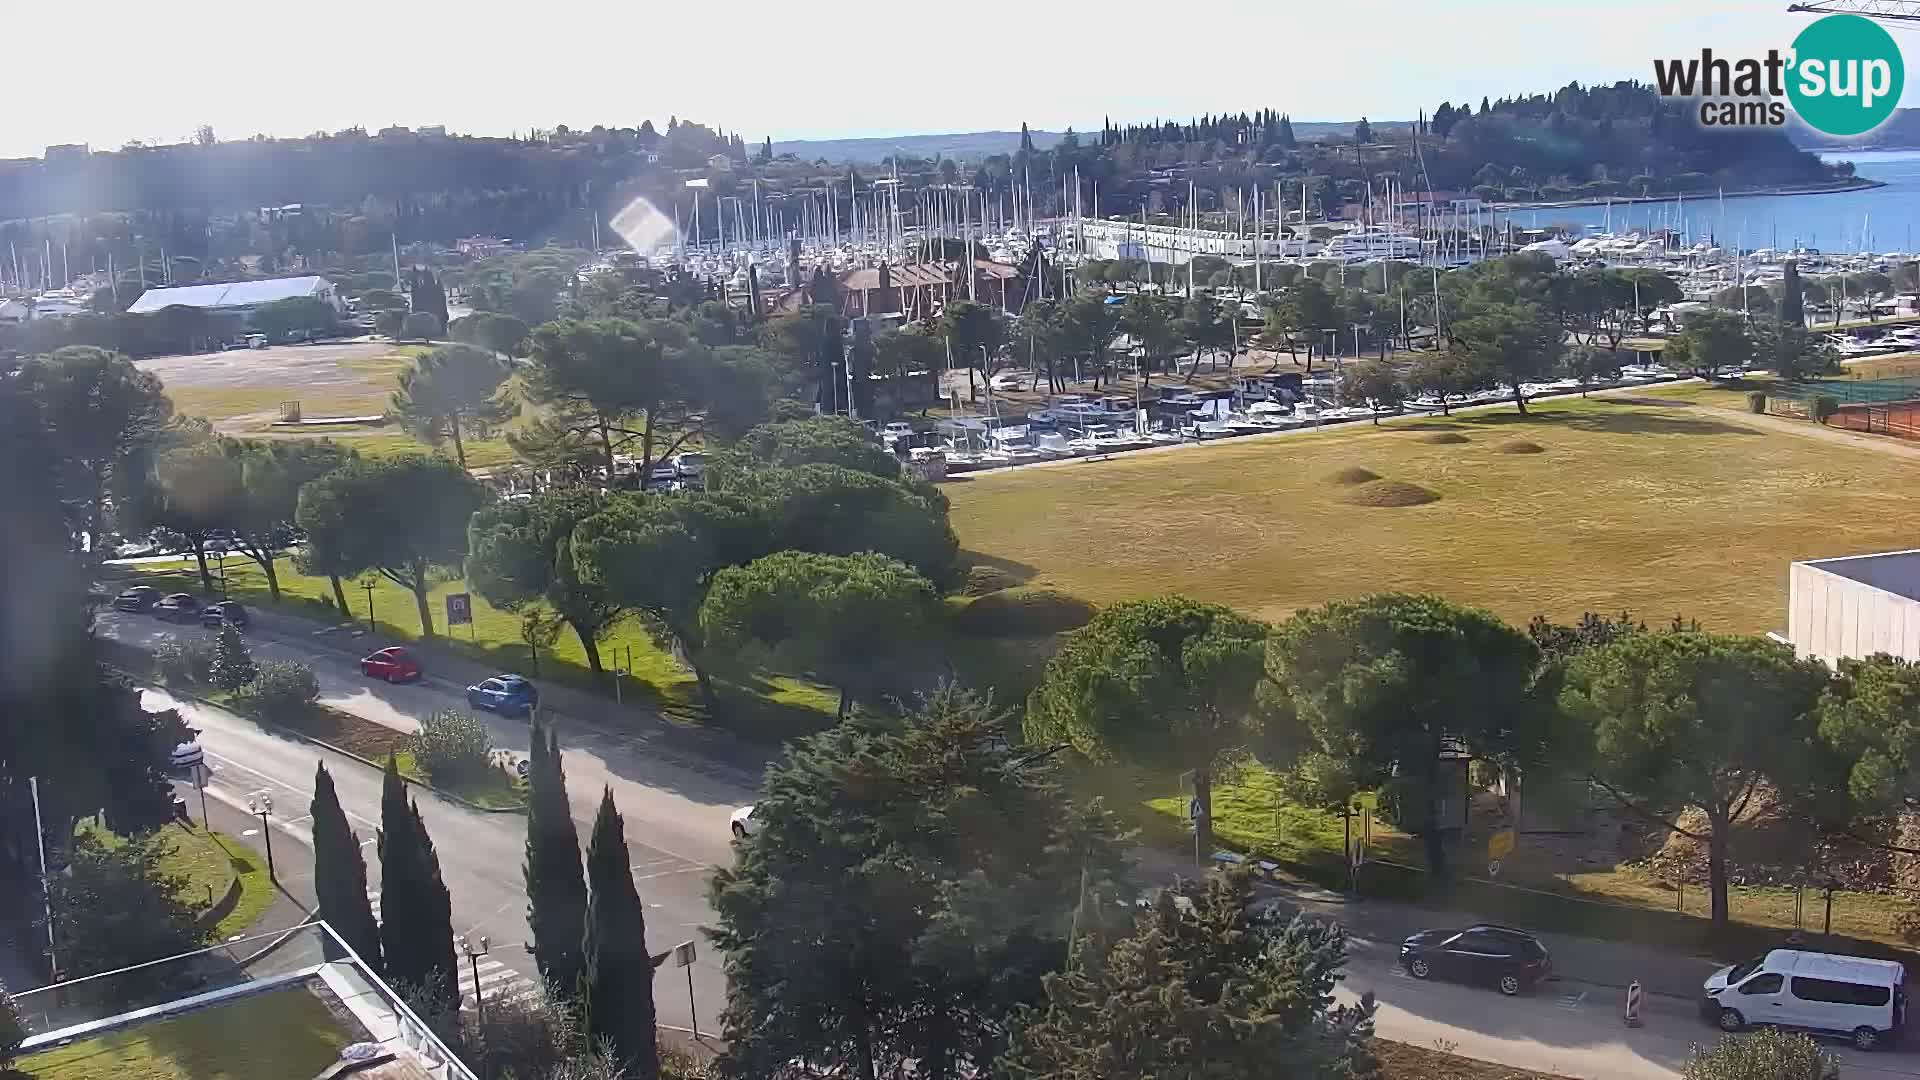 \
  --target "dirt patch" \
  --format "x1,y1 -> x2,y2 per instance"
1327,466 -> 1382,486
1610,395 -> 1693,408
1497,440 -> 1547,454
1342,480 -> 1441,507
1421,432 -> 1472,445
